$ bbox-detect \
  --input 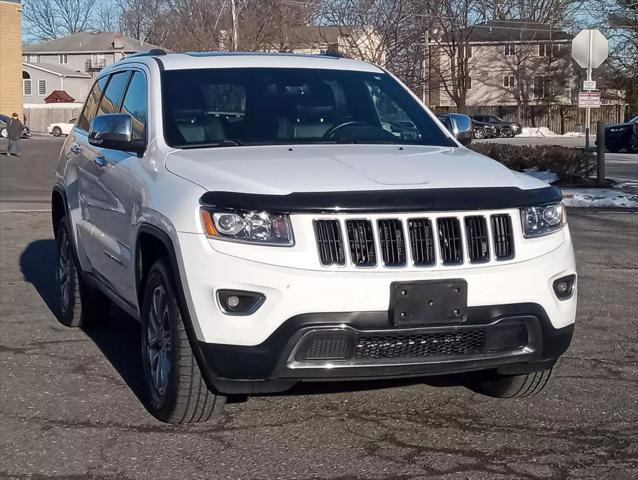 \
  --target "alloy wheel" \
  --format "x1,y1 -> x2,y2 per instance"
147,284 -> 172,397
57,229 -> 72,314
